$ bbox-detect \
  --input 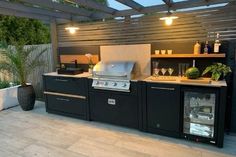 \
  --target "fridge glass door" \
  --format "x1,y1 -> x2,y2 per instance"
183,91 -> 216,138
